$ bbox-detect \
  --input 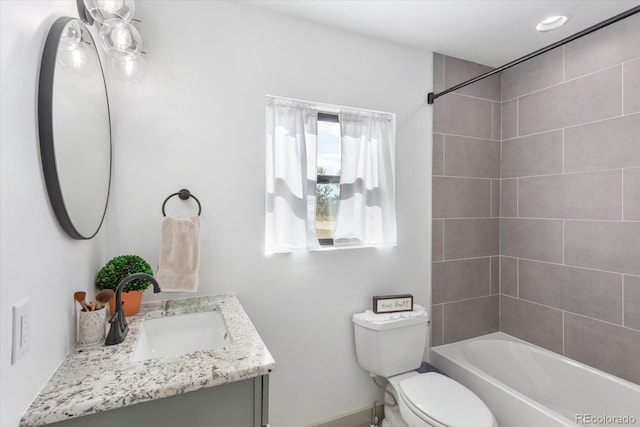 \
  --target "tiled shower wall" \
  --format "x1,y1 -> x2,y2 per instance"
431,54 -> 501,346
432,12 -> 640,385
499,13 -> 640,384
